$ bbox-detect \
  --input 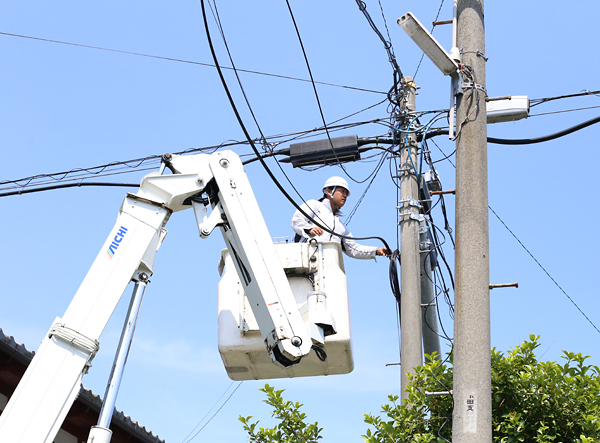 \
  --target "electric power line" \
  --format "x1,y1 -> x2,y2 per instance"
433,143 -> 600,336
200,0 -> 392,252
0,31 -> 386,95
487,206 -> 600,335
413,0 -> 447,79
530,89 -> 600,107
529,104 -> 600,117
0,117 -> 387,193
283,0 -> 361,182
426,114 -> 600,145
182,381 -> 244,443
354,0 -> 403,80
